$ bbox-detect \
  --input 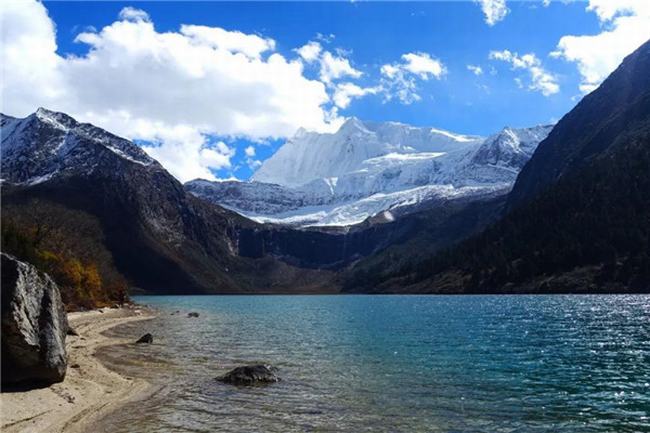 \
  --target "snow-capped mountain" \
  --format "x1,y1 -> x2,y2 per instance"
186,119 -> 553,227
1,108 -> 156,185
253,118 -> 483,187
0,108 -> 347,292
